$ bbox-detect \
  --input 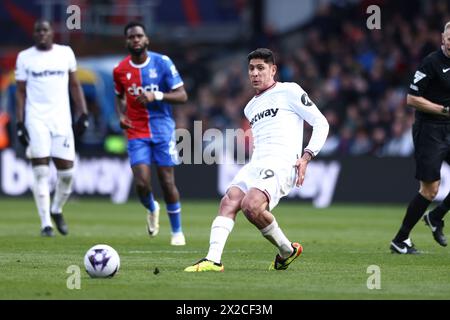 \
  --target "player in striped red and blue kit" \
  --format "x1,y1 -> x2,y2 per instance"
113,22 -> 188,245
